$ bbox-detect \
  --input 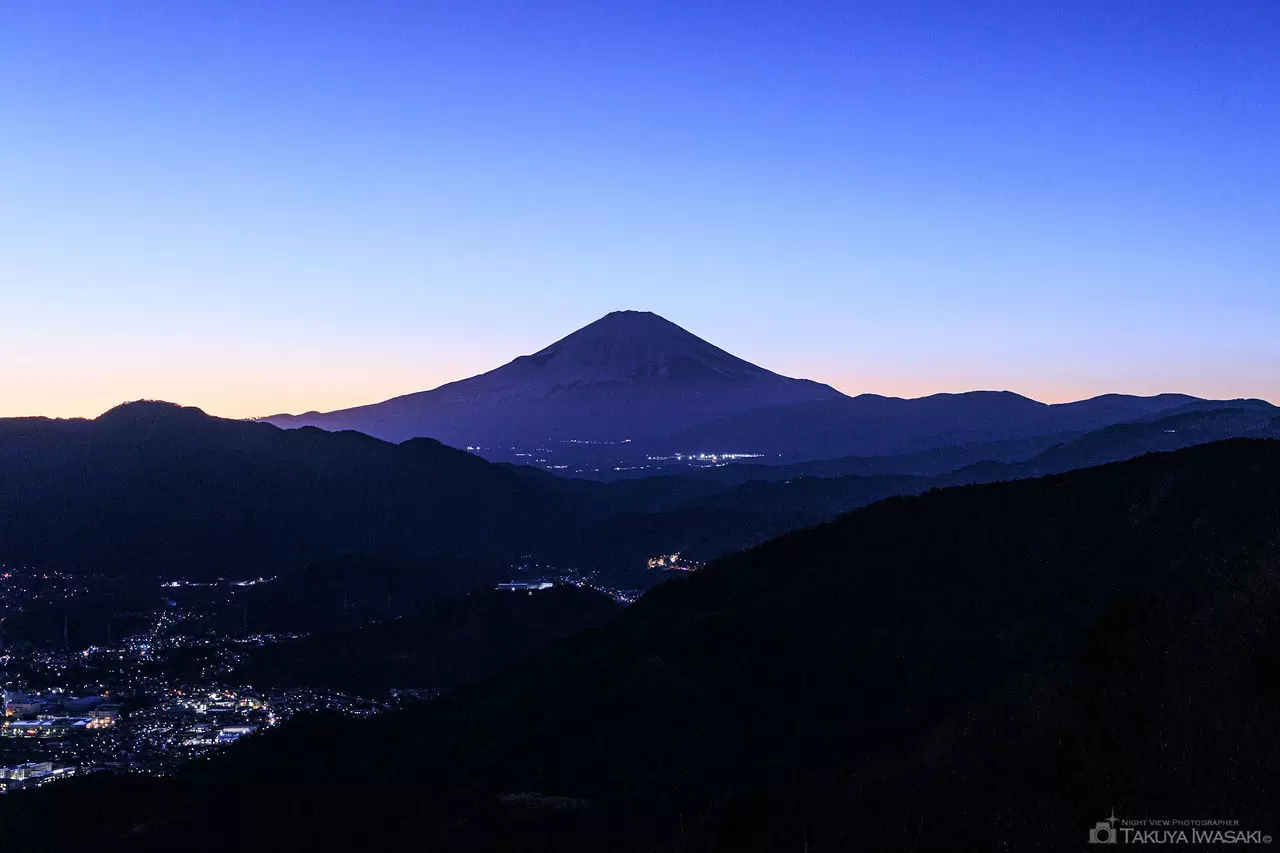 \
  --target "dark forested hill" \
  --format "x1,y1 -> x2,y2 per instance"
0,402 -> 913,593
0,401 -> 590,580
9,438 -> 1280,851
0,401 -> 898,604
